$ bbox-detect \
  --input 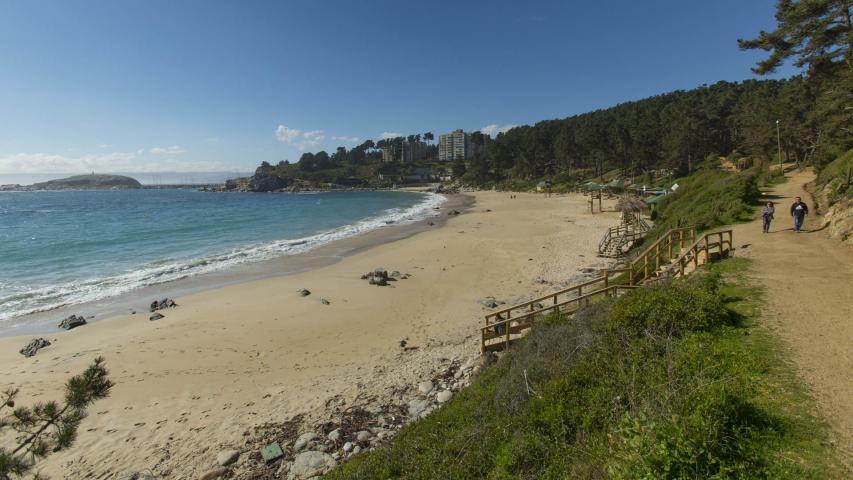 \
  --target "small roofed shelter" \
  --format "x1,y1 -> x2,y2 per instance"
616,194 -> 646,226
604,178 -> 626,195
645,193 -> 667,213
583,181 -> 604,212
582,181 -> 602,192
